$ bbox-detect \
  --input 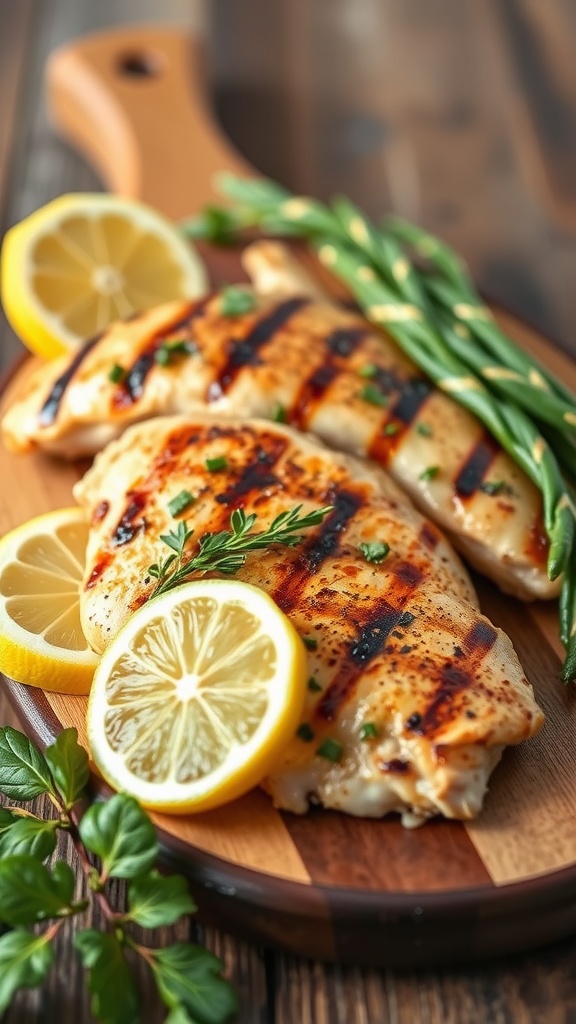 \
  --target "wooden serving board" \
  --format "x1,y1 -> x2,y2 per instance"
2,25 -> 576,967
